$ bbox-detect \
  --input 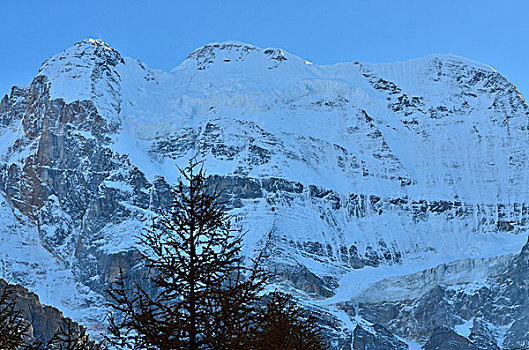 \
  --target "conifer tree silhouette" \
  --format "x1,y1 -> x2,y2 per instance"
106,158 -> 268,349
106,157 -> 326,349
